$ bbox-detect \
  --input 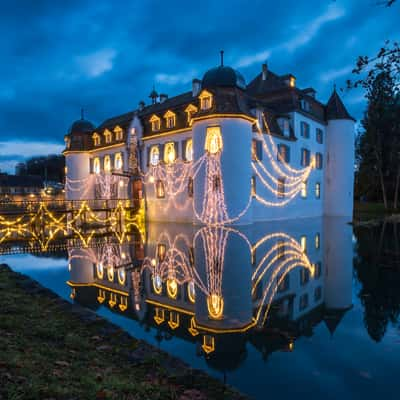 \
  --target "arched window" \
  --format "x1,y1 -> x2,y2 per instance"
118,268 -> 126,285
150,146 -> 159,166
104,129 -> 112,143
93,157 -> 100,174
187,281 -> 195,303
107,266 -> 114,282
205,126 -> 222,154
164,142 -> 176,164
185,139 -> 193,162
114,153 -> 123,170
92,133 -> 101,146
114,126 -> 123,141
104,155 -> 111,172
